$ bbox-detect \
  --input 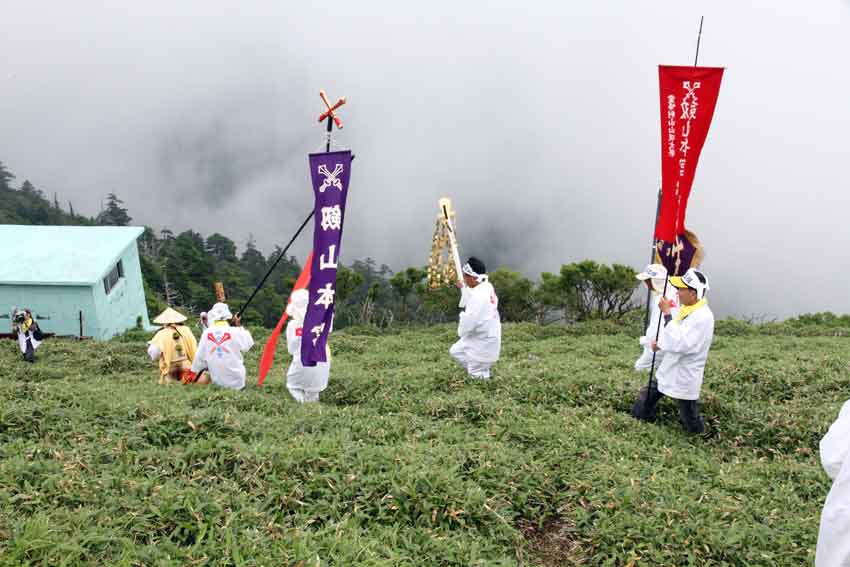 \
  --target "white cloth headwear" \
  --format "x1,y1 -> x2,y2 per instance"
636,263 -> 667,281
671,268 -> 710,299
208,302 -> 233,322
286,289 -> 310,323
636,263 -> 668,294
462,262 -> 486,283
